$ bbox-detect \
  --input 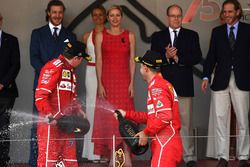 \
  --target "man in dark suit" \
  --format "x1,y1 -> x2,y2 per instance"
201,1 -> 250,167
151,4 -> 202,167
0,12 -> 20,167
29,0 -> 76,166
